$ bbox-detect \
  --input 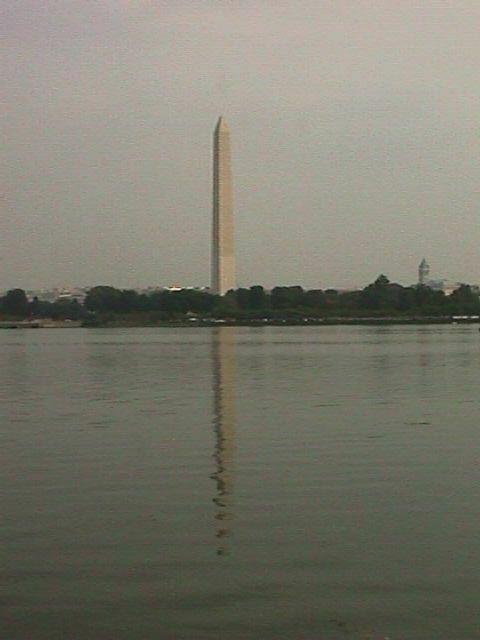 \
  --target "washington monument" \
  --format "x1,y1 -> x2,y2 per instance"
211,116 -> 235,295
